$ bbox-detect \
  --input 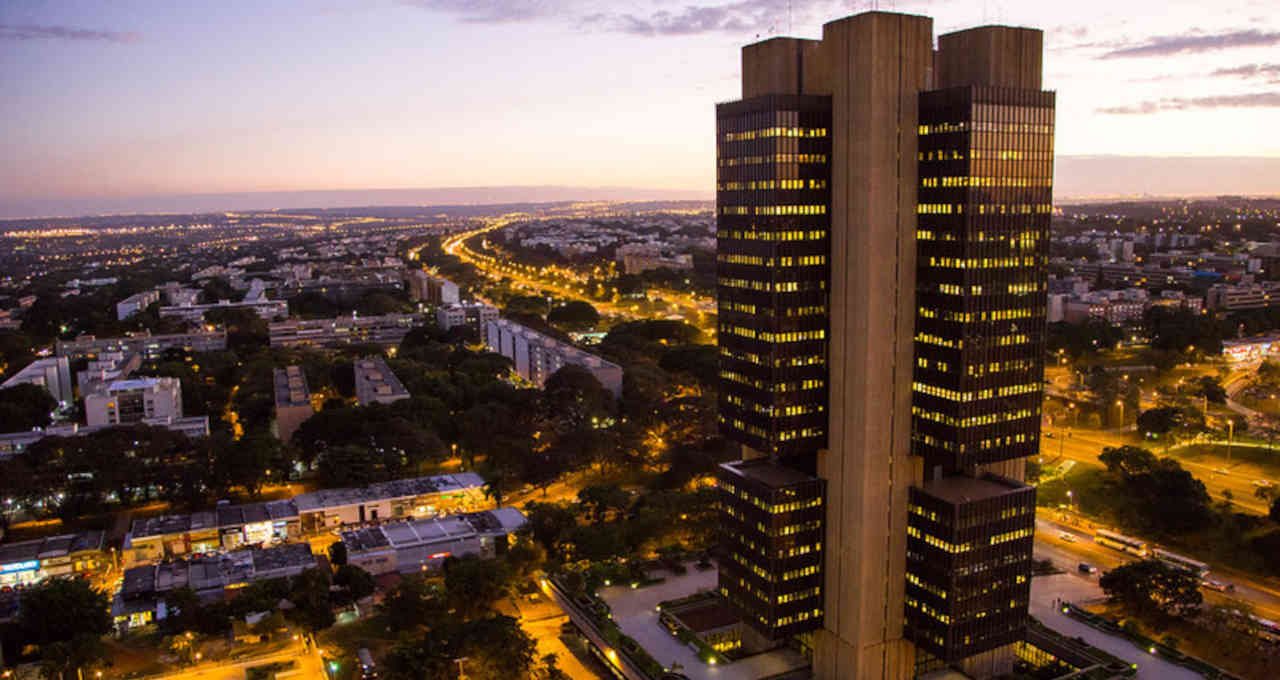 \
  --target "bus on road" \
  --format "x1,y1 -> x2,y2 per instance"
1153,548 -> 1210,579
1094,529 -> 1149,557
